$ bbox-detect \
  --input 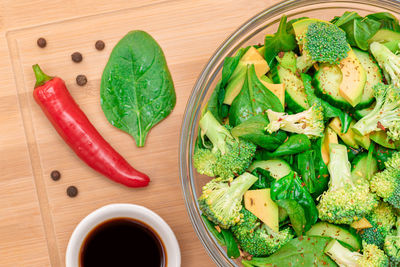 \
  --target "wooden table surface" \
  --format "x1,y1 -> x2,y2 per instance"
0,0 -> 280,266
